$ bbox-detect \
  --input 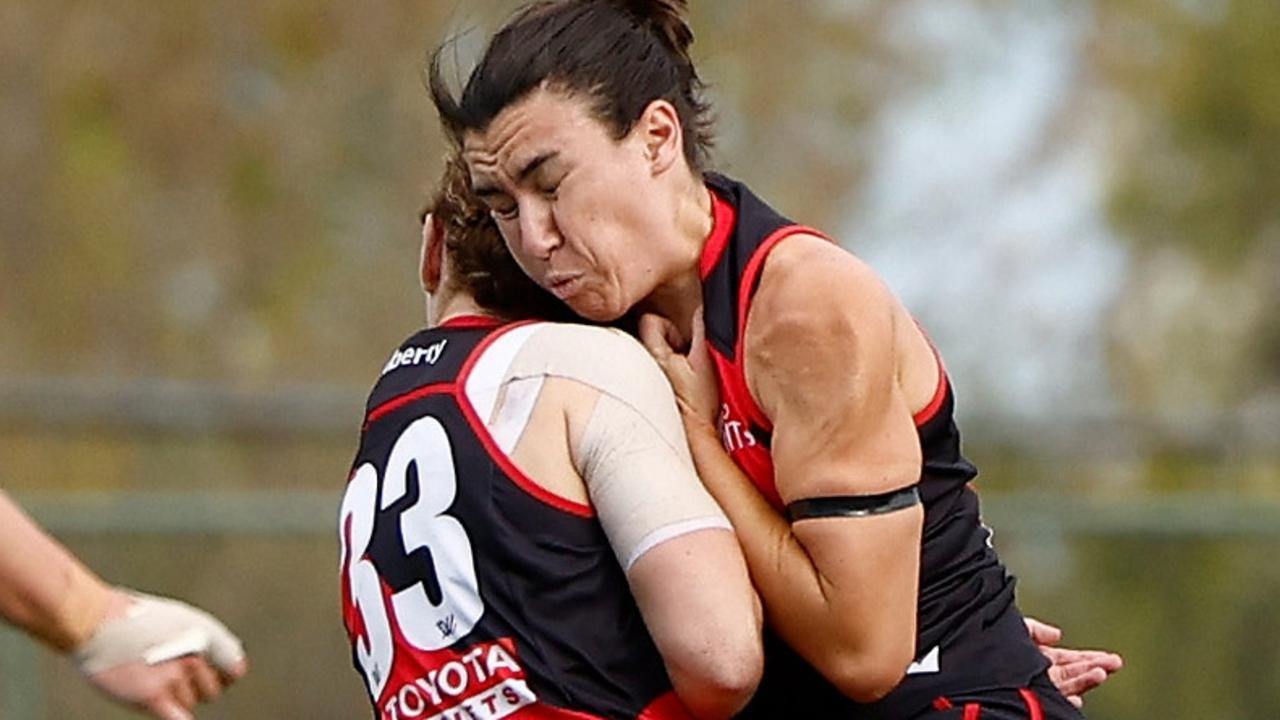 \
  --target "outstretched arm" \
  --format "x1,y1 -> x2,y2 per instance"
0,490 -> 247,720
